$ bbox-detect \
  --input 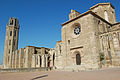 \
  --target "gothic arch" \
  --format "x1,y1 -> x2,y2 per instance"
104,10 -> 109,21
